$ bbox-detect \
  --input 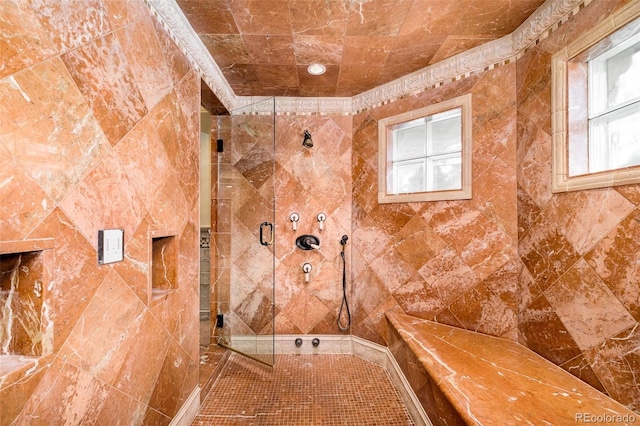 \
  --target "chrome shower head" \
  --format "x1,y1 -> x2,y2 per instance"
302,130 -> 313,148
